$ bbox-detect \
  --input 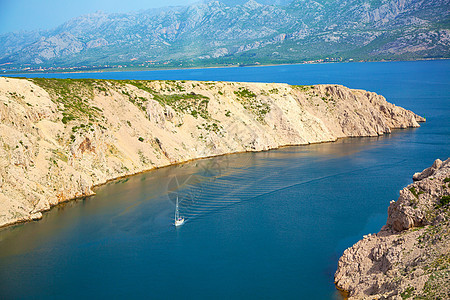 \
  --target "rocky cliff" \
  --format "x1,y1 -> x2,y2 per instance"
0,77 -> 423,227
335,158 -> 450,299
